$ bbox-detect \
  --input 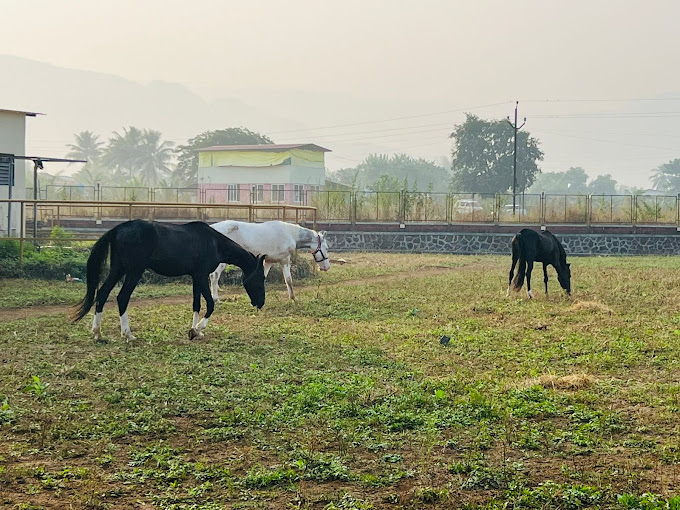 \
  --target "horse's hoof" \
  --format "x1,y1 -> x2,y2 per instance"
528,290 -> 535,299
188,328 -> 204,340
